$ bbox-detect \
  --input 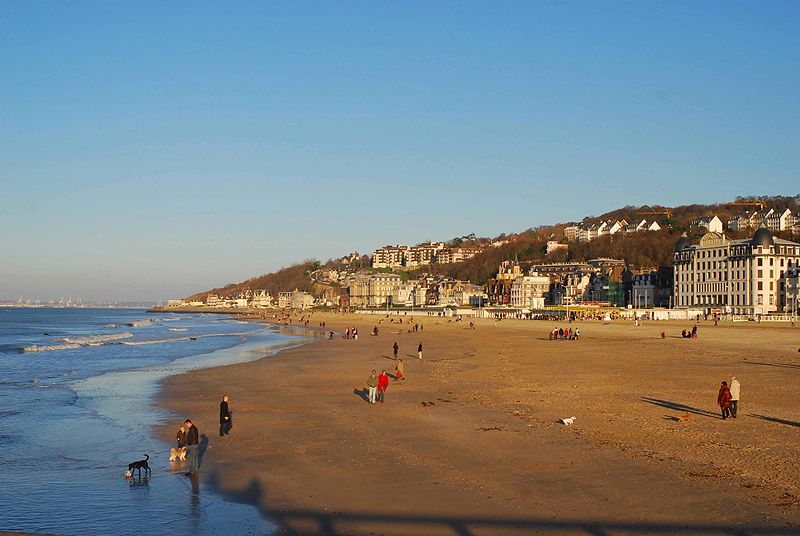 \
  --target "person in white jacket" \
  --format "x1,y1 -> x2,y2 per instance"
729,376 -> 741,418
